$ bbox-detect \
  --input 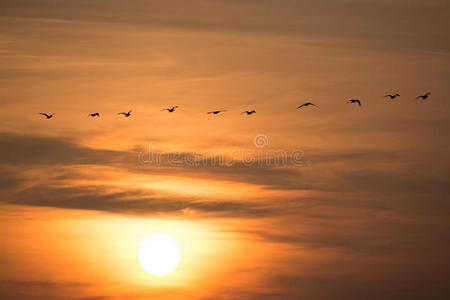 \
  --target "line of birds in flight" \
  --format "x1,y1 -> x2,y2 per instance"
38,92 -> 431,119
